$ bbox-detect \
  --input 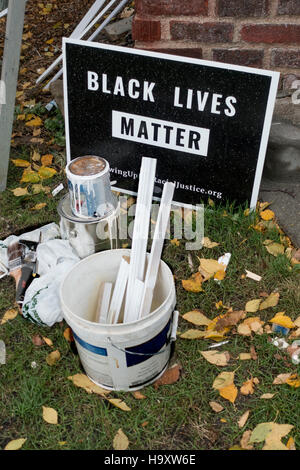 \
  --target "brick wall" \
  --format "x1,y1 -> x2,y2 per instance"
132,0 -> 300,78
